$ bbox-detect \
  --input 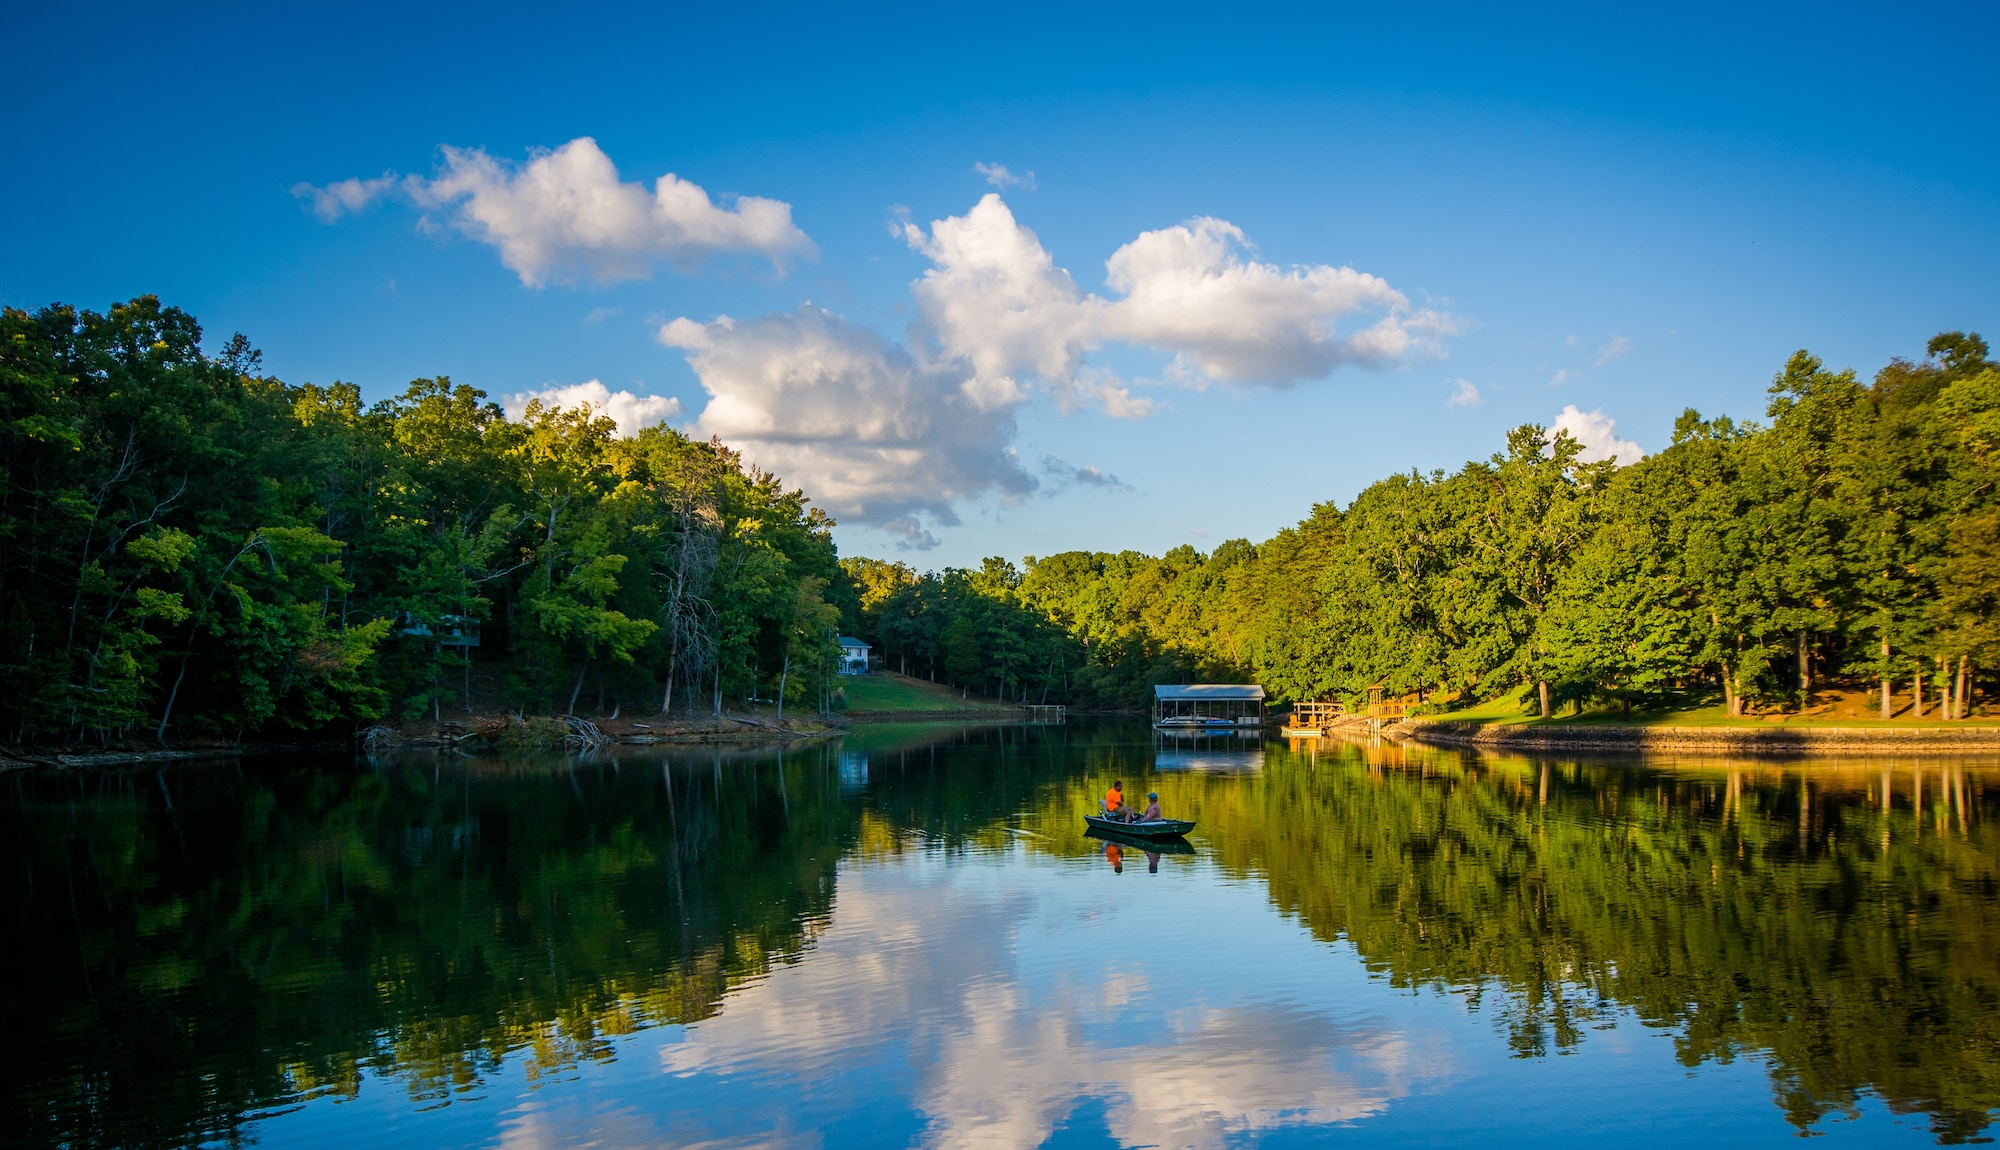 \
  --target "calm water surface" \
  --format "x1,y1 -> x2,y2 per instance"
5,722 -> 1997,1148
